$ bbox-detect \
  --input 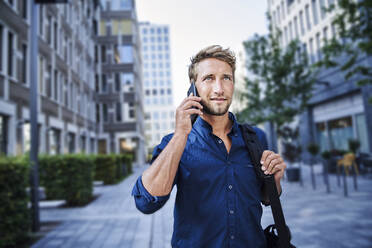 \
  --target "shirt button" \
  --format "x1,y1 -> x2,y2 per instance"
218,139 -> 222,144
229,210 -> 234,214
228,185 -> 233,190
230,235 -> 235,240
